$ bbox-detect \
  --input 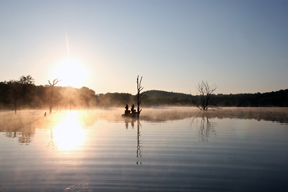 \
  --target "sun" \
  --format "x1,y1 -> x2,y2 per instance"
54,58 -> 86,88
